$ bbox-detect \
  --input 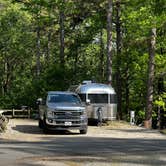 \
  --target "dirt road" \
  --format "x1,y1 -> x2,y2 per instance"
0,119 -> 166,166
